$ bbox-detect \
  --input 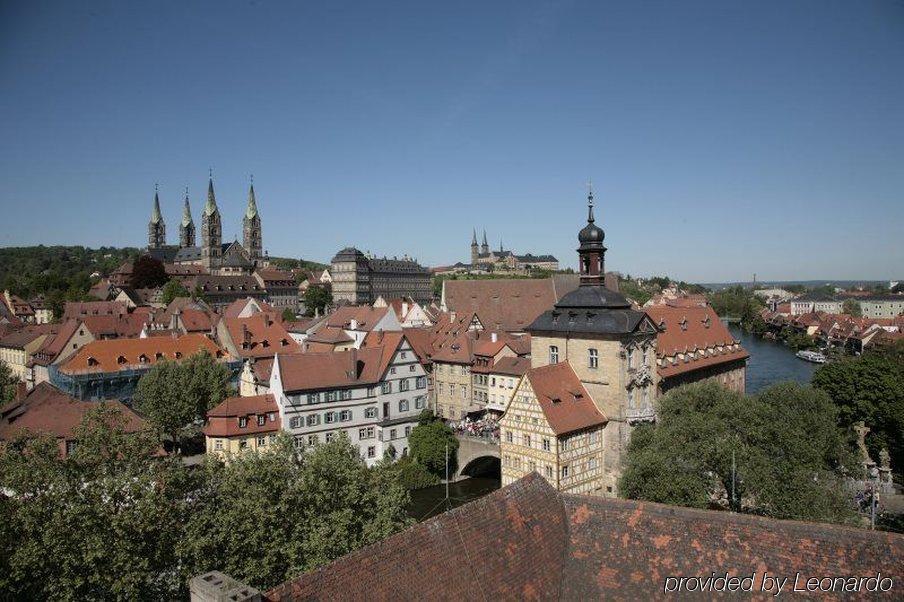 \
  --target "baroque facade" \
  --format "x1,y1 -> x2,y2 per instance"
331,247 -> 431,305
